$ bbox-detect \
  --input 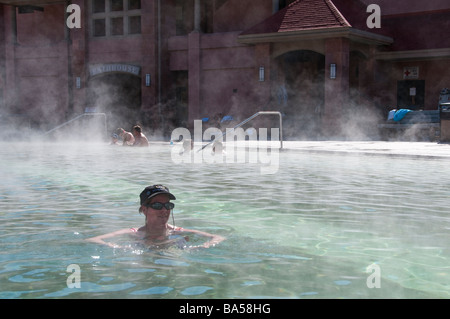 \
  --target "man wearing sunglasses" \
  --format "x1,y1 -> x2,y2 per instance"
86,185 -> 224,249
